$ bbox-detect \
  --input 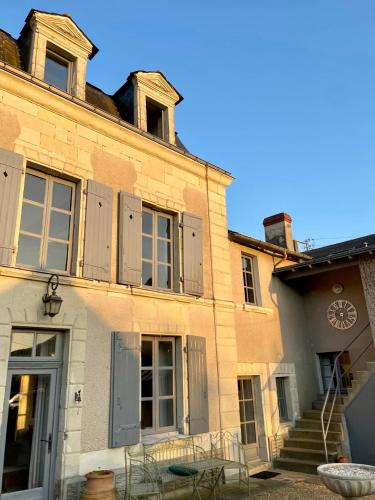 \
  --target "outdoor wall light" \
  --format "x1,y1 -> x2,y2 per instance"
43,274 -> 63,317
